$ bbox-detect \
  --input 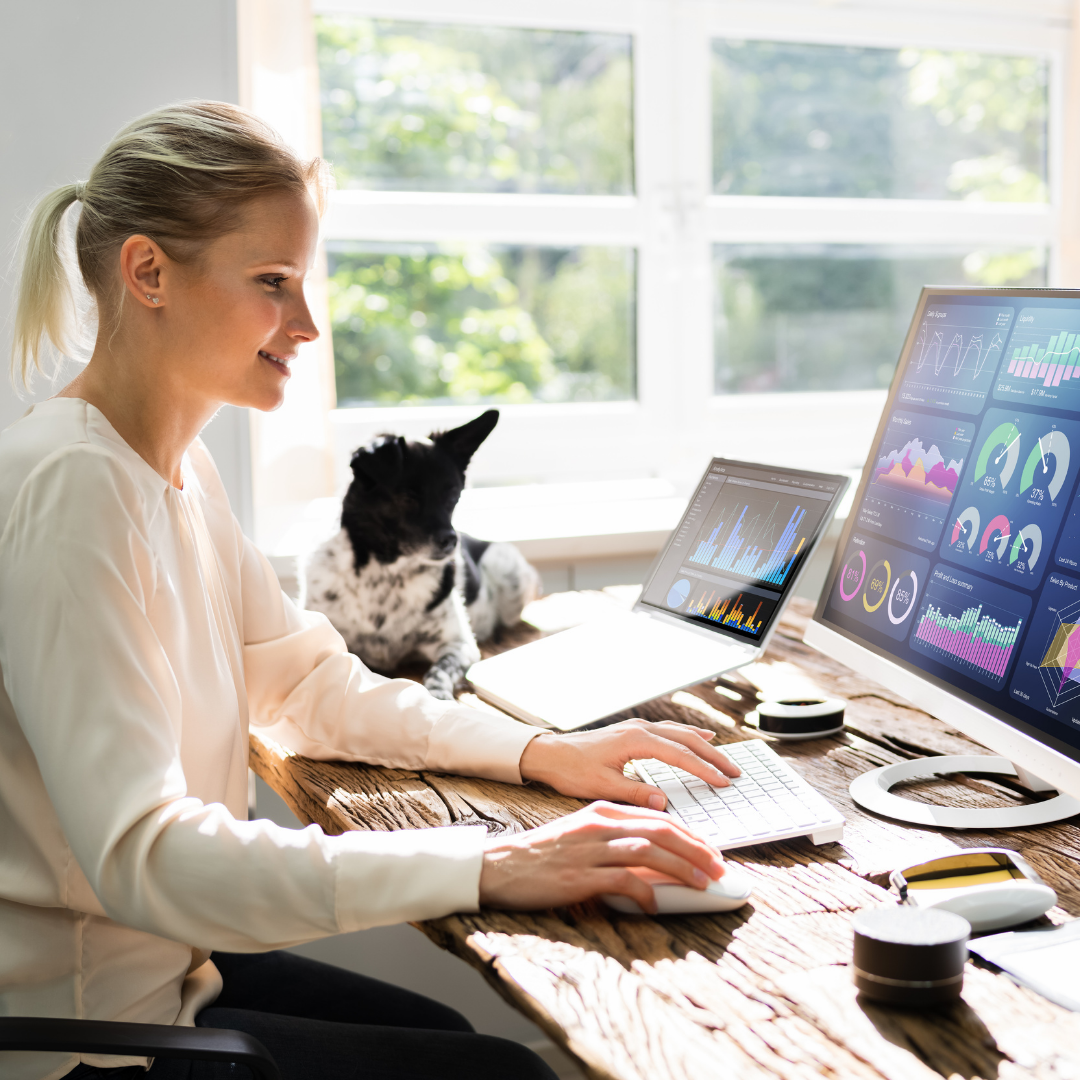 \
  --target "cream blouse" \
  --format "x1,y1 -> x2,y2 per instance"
0,398 -> 540,1080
